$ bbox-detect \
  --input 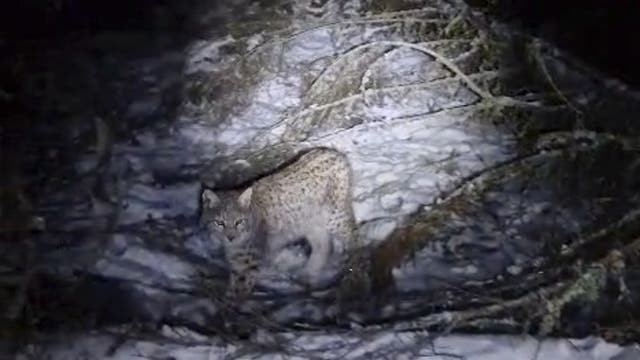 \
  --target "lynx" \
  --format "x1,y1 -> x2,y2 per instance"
201,148 -> 363,298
